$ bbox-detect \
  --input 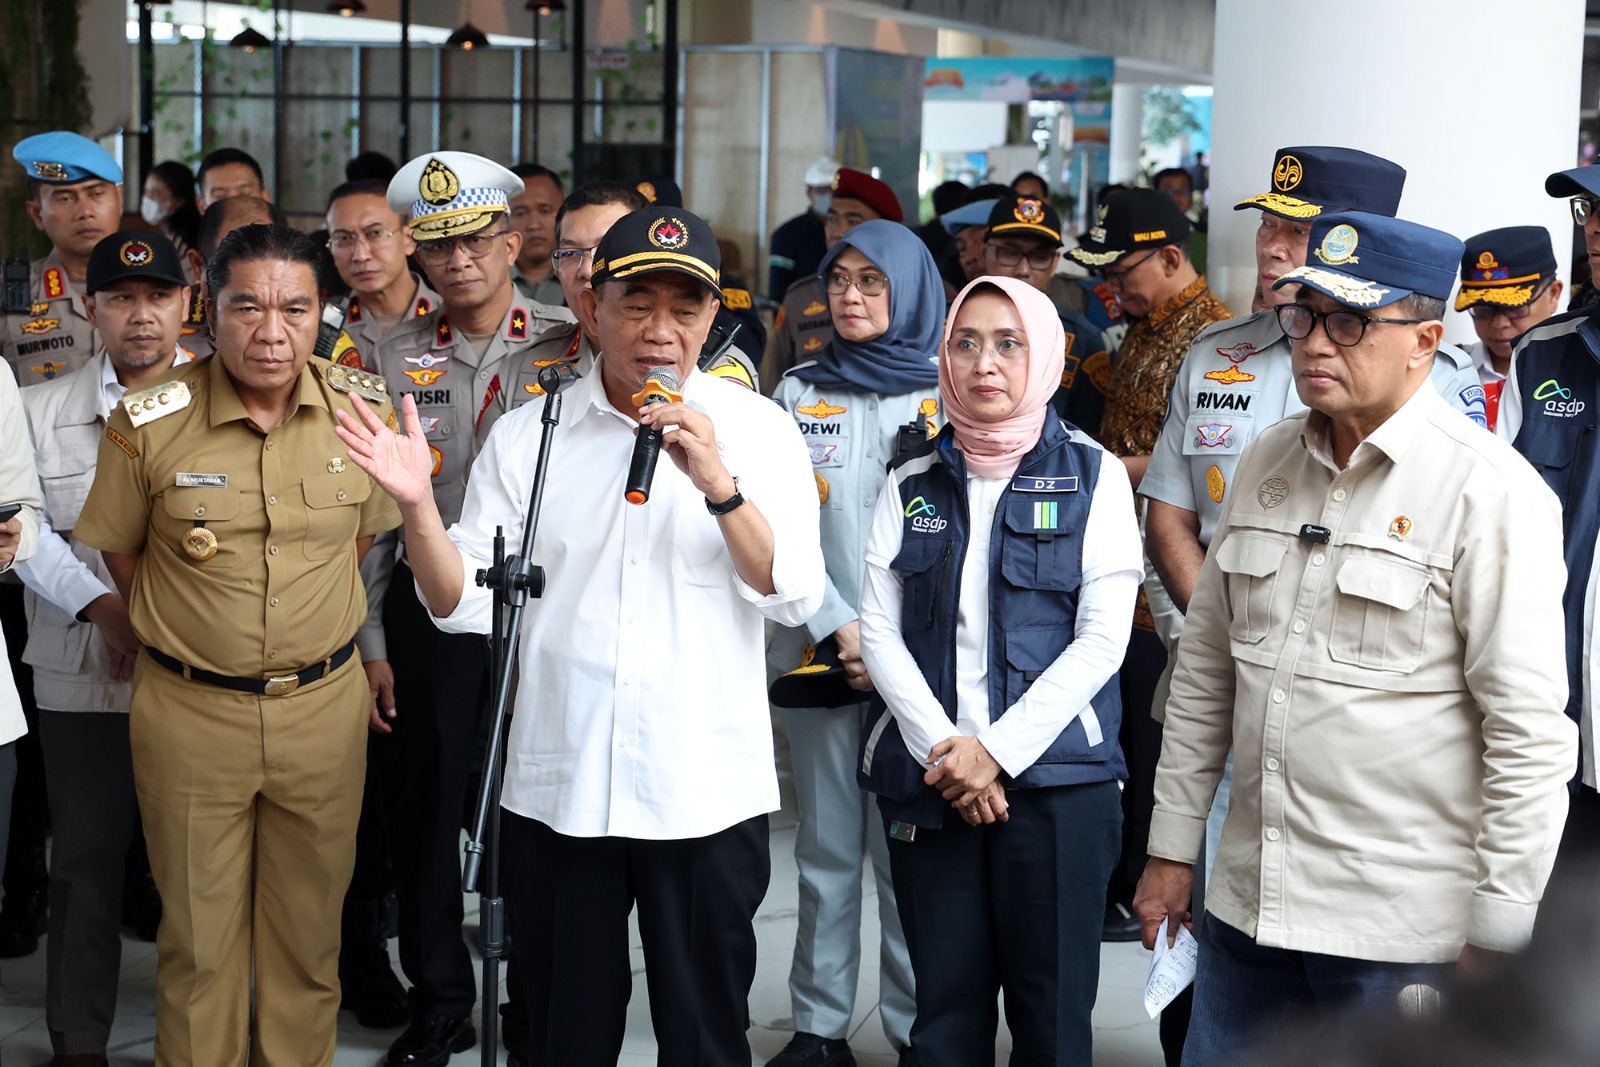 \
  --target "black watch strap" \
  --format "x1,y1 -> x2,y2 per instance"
705,487 -> 745,516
